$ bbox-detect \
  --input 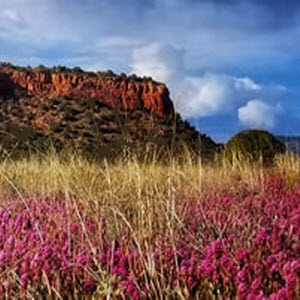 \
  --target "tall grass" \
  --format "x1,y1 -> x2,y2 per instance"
0,151 -> 298,234
0,151 -> 299,298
